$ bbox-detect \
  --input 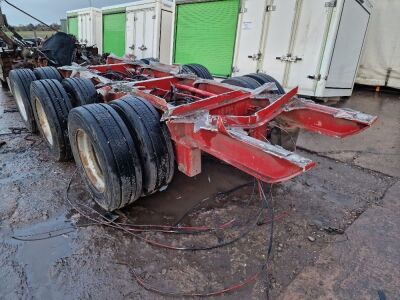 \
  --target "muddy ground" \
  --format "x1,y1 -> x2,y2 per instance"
0,86 -> 399,299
